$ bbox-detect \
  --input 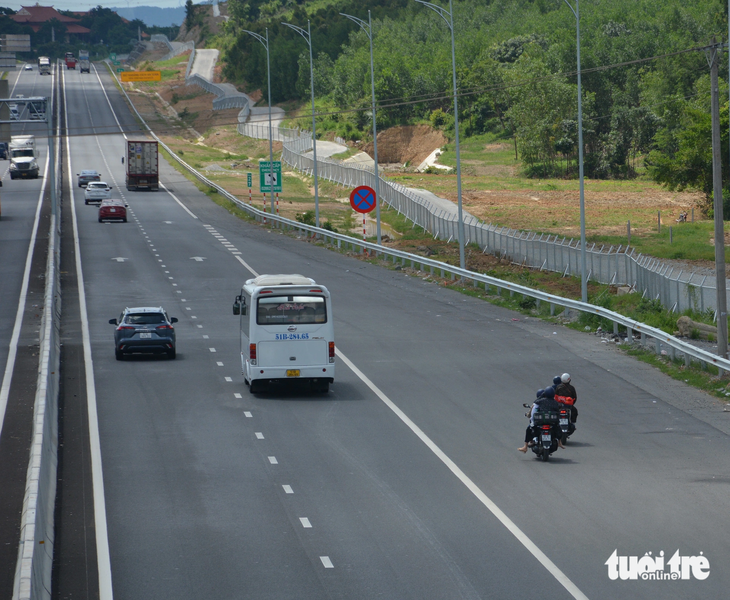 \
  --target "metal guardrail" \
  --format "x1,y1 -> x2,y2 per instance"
110,64 -> 730,375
